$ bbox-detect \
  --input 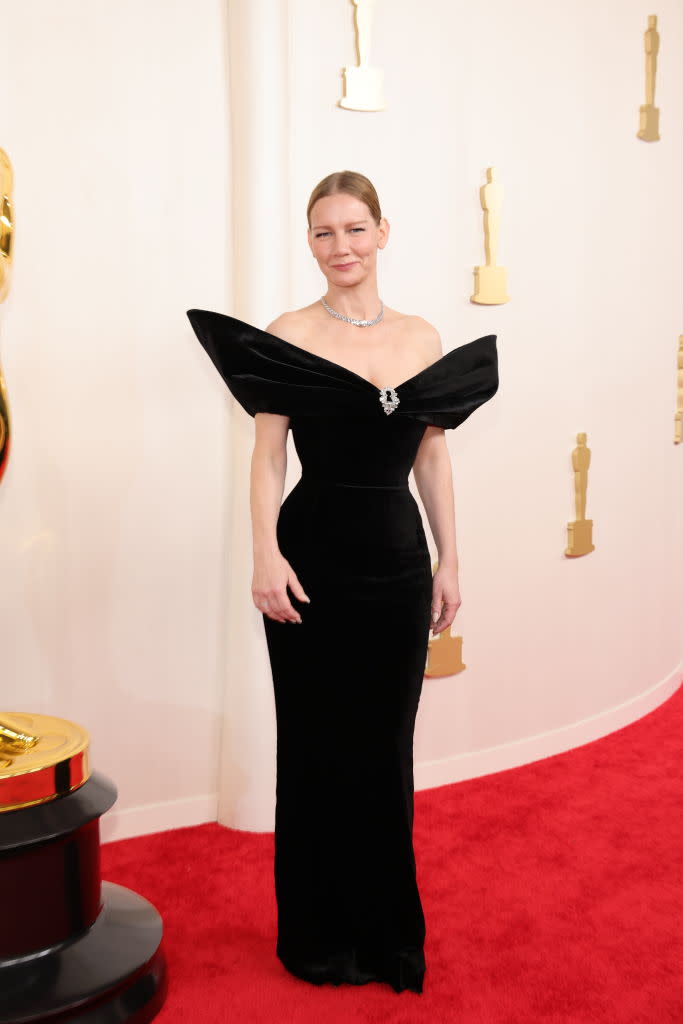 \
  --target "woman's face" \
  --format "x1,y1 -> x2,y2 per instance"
308,192 -> 388,285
